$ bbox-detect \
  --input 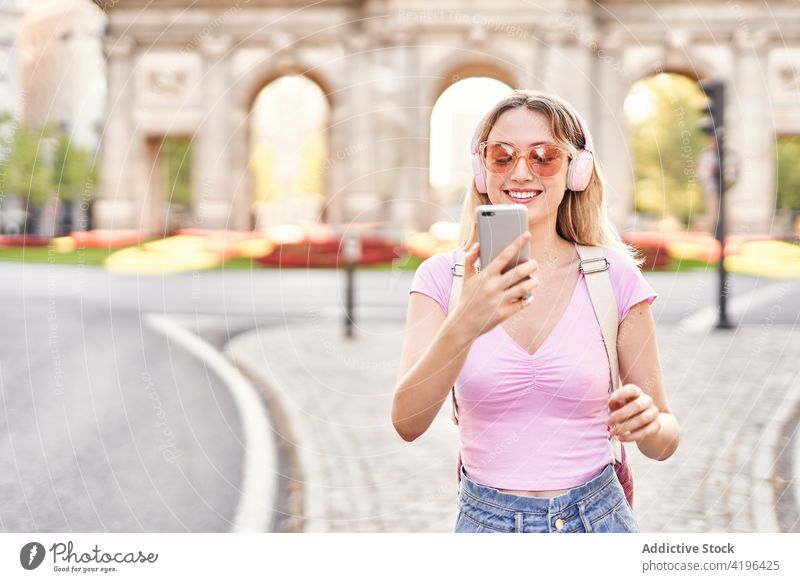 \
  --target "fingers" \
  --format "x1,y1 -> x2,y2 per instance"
610,401 -> 658,437
607,382 -> 658,442
499,258 -> 539,289
608,383 -> 642,411
486,232 -> 531,276
608,388 -> 649,425
503,272 -> 539,303
617,415 -> 661,443
463,242 -> 480,278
